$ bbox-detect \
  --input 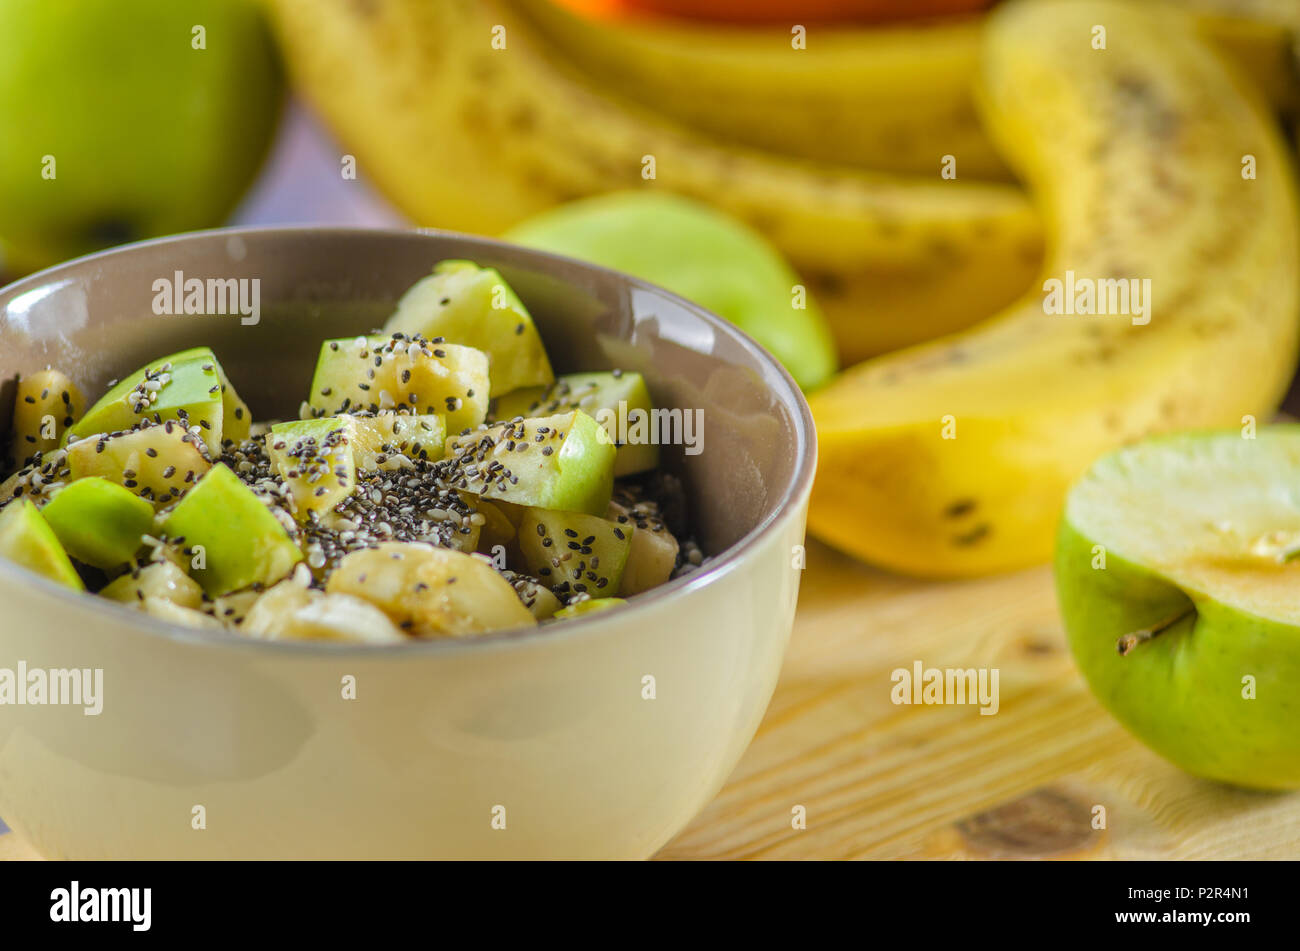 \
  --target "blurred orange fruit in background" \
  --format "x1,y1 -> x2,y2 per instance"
561,0 -> 997,24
